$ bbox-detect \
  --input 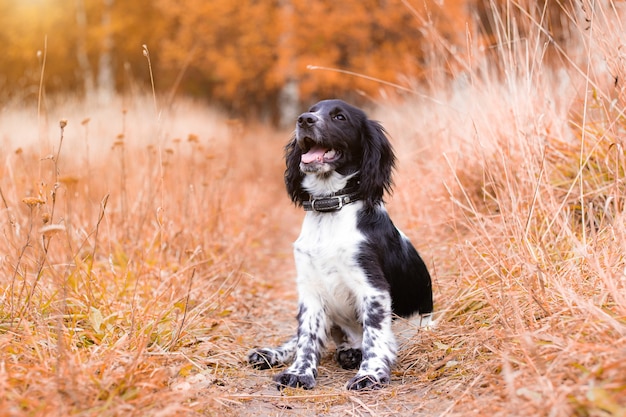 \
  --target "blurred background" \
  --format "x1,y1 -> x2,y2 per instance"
0,0 -> 575,125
